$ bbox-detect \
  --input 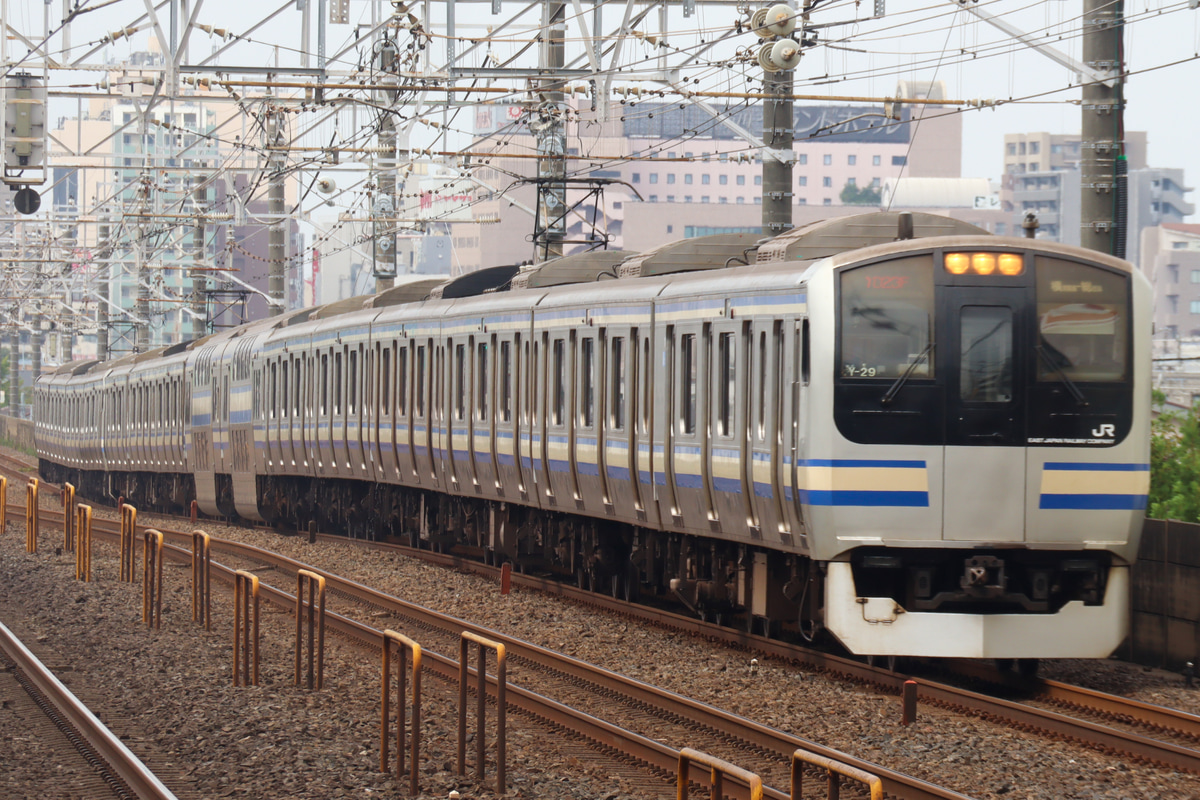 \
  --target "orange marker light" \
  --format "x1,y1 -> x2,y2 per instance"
998,253 -> 1024,276
944,253 -> 970,275
972,253 -> 997,275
